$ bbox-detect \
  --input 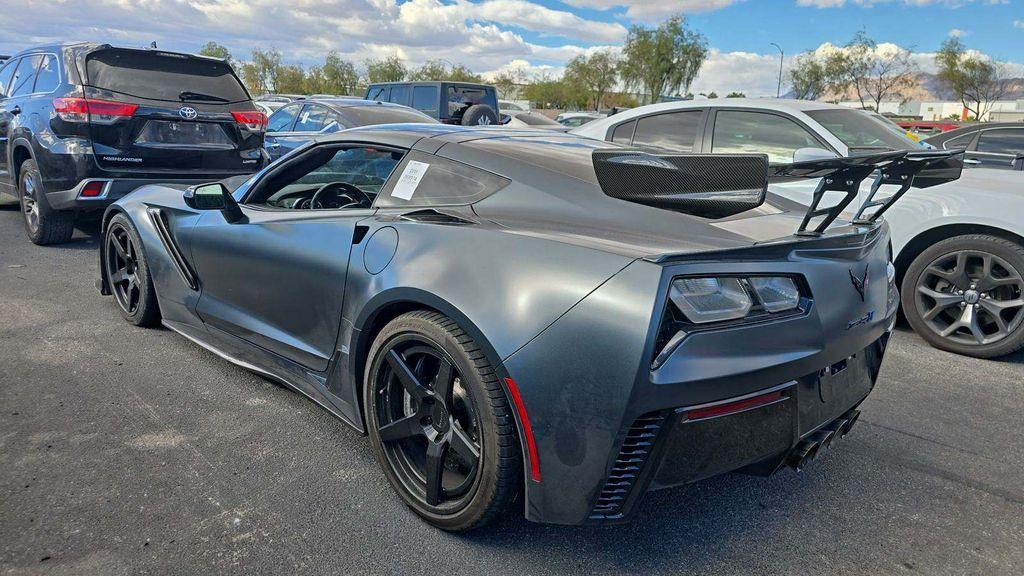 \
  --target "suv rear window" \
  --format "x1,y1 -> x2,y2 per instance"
85,49 -> 249,103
